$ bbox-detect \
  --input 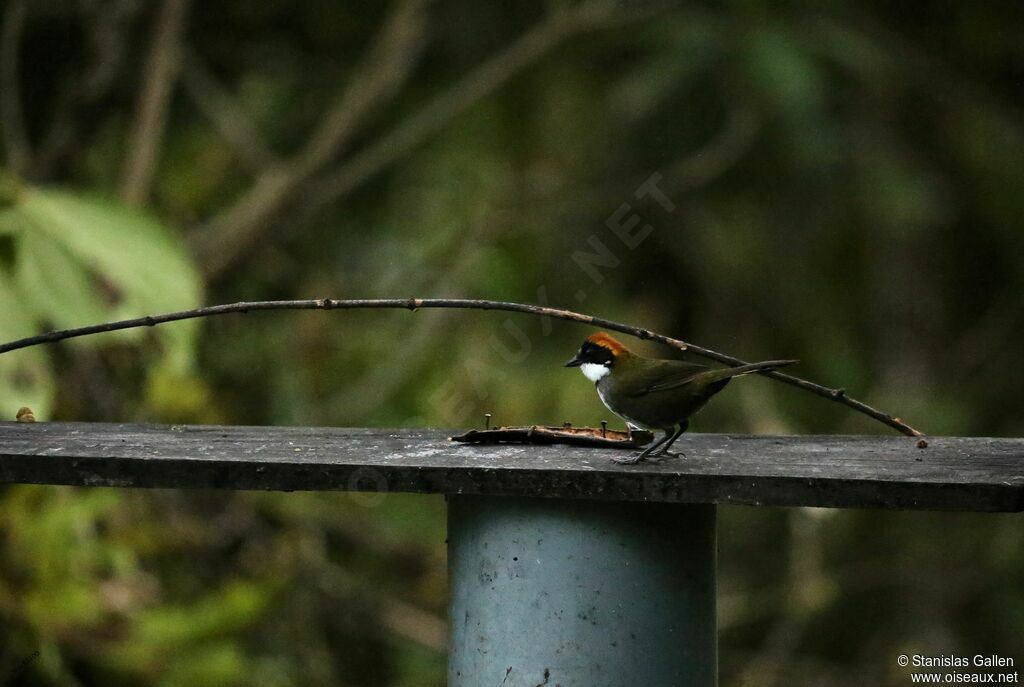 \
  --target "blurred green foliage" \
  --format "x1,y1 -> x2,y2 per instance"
0,181 -> 201,418
1,0 -> 1023,685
